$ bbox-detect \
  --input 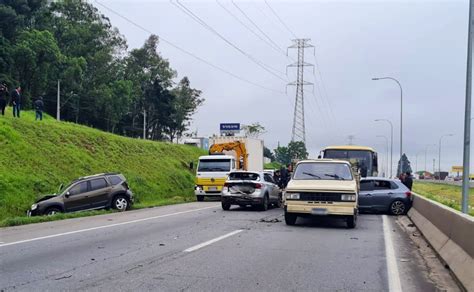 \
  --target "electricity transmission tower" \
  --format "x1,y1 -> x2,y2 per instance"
287,39 -> 314,144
